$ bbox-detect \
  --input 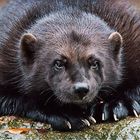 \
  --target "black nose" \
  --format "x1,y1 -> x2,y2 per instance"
74,83 -> 89,99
